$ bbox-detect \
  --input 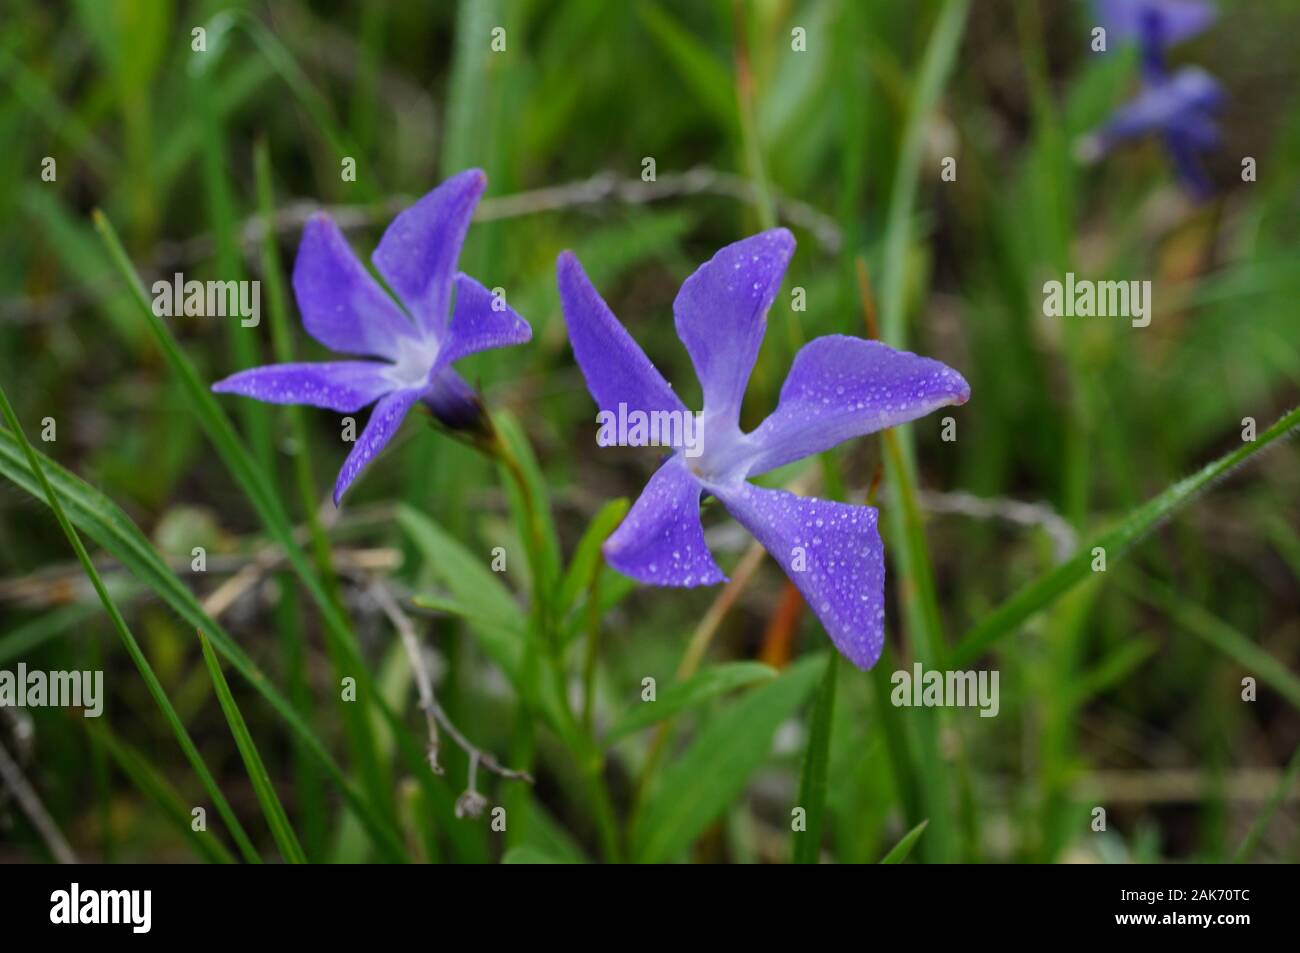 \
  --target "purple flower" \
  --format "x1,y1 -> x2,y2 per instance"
1084,2 -> 1223,197
212,170 -> 531,503
1096,0 -> 1215,75
557,230 -> 970,670
1081,65 -> 1224,197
